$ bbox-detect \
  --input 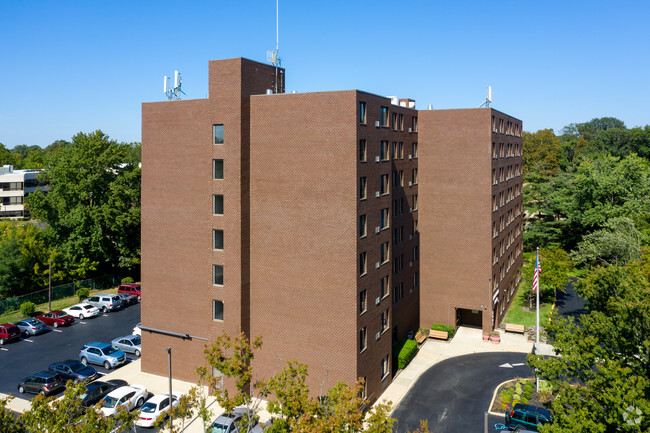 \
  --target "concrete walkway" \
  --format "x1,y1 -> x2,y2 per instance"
374,326 -> 554,414
2,327 -> 554,431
